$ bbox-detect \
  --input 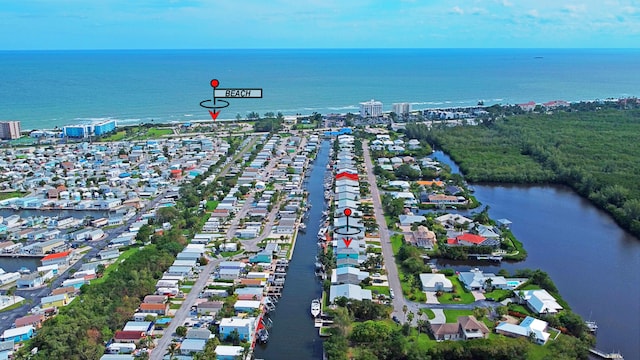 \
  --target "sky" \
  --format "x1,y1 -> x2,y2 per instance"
0,0 -> 639,50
